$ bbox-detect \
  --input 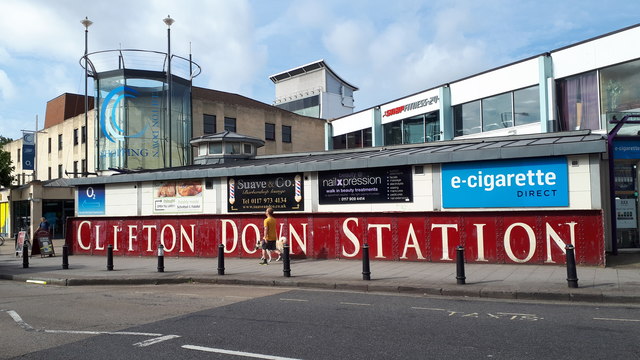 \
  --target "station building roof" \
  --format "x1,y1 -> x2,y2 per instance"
47,130 -> 607,187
